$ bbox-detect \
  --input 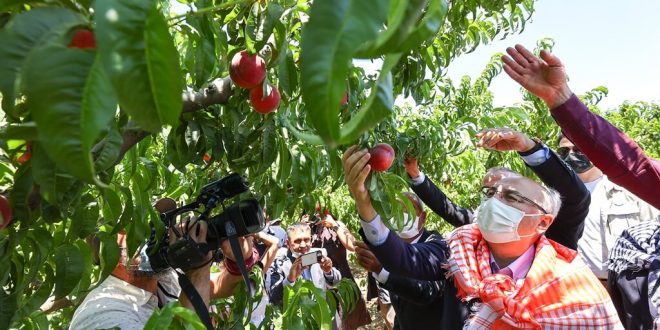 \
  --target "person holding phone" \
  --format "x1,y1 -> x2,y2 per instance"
264,222 -> 341,308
